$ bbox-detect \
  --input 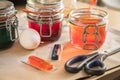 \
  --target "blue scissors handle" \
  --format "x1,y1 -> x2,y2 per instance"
84,45 -> 120,75
84,54 -> 106,75
65,52 -> 98,73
